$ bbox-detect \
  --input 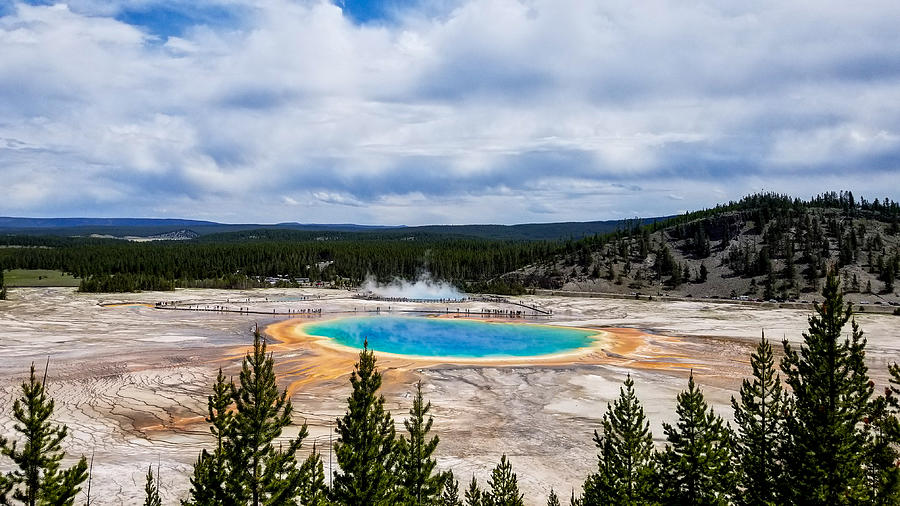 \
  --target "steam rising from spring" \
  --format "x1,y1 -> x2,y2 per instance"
360,273 -> 466,301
